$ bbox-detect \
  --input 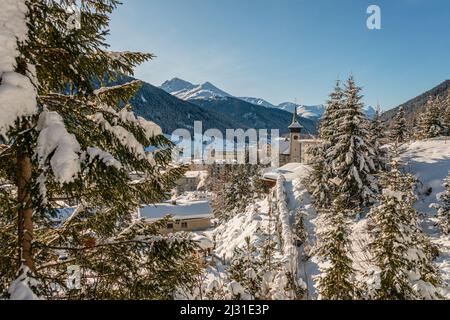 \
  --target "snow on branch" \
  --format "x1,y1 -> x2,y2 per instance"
8,265 -> 41,300
36,109 -> 81,183
84,147 -> 122,170
0,0 -> 37,136
91,112 -> 147,159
